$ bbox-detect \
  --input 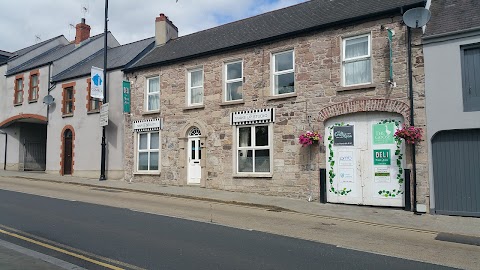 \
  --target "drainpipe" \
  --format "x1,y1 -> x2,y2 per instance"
0,131 -> 6,170
407,27 -> 418,213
